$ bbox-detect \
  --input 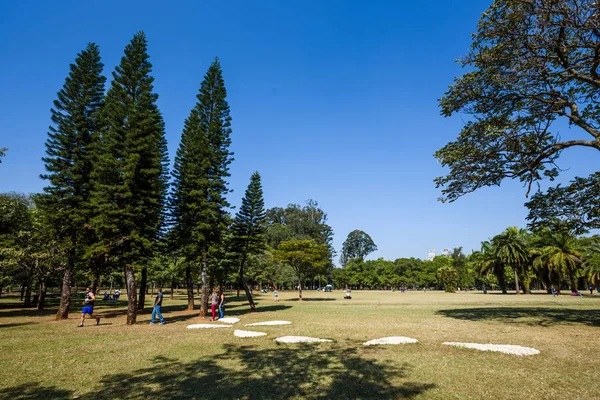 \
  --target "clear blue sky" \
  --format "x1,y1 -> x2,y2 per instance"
1,0 -> 597,262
